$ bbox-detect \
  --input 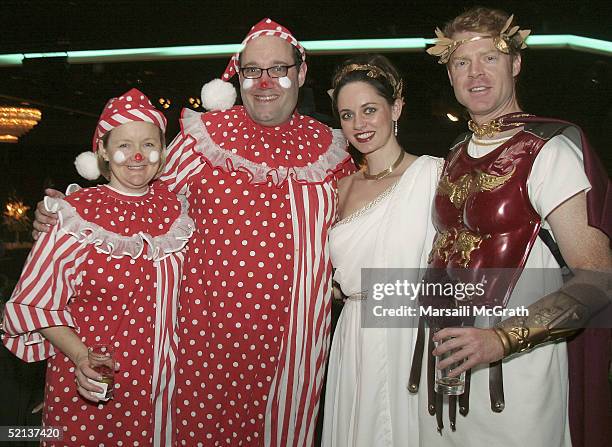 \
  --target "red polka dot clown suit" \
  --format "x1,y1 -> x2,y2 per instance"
3,90 -> 195,447
158,19 -> 353,446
